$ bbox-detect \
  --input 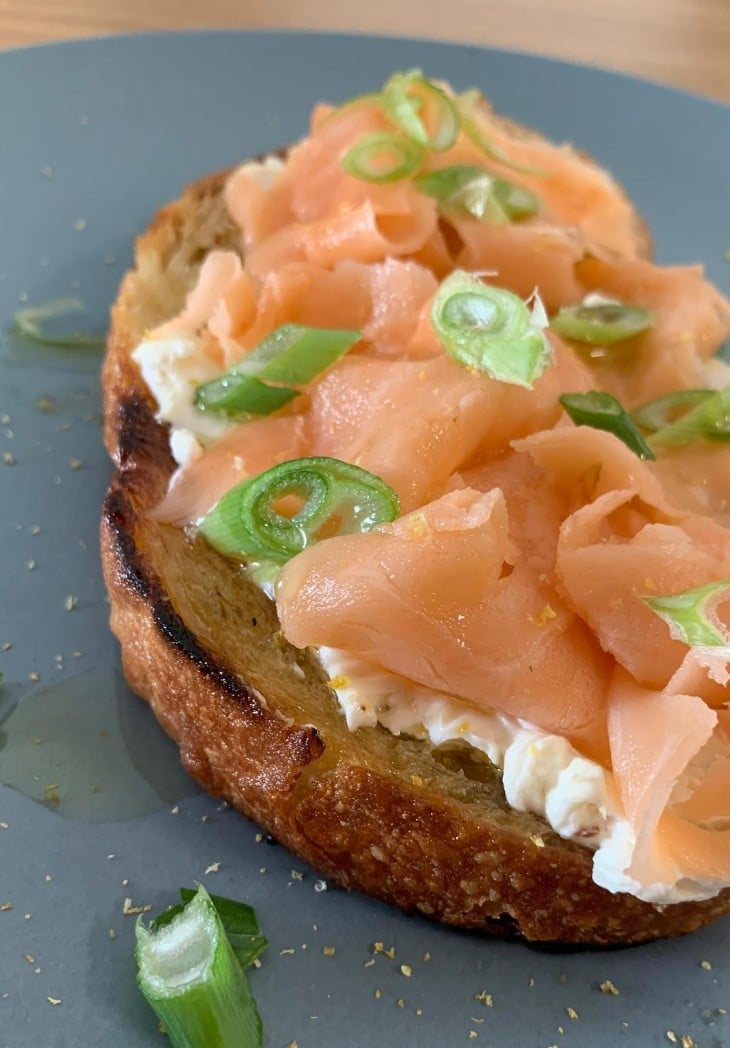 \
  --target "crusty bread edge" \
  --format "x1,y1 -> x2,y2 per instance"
99,167 -> 729,946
